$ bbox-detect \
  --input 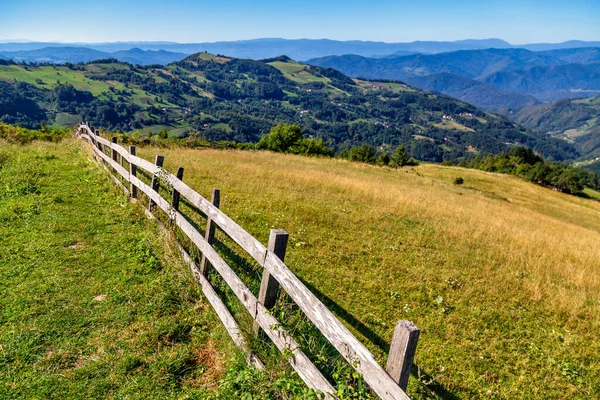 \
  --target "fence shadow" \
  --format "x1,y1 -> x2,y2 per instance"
299,277 -> 464,400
